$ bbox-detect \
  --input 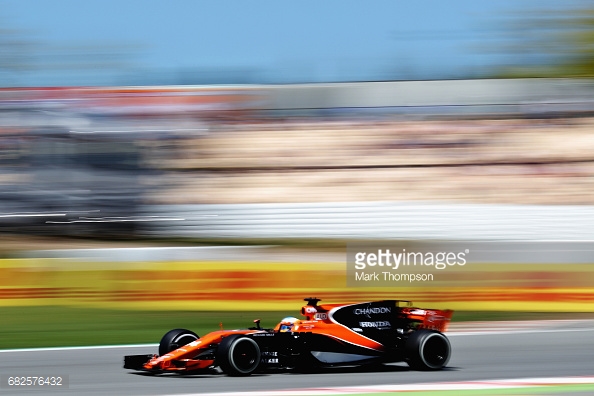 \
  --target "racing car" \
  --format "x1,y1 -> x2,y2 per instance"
124,298 -> 453,376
